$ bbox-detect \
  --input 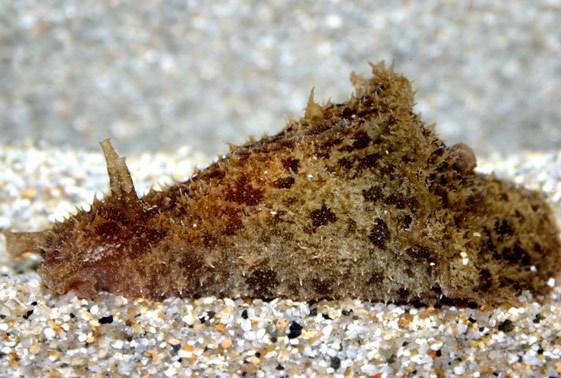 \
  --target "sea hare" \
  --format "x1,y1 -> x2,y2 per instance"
5,63 -> 561,306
